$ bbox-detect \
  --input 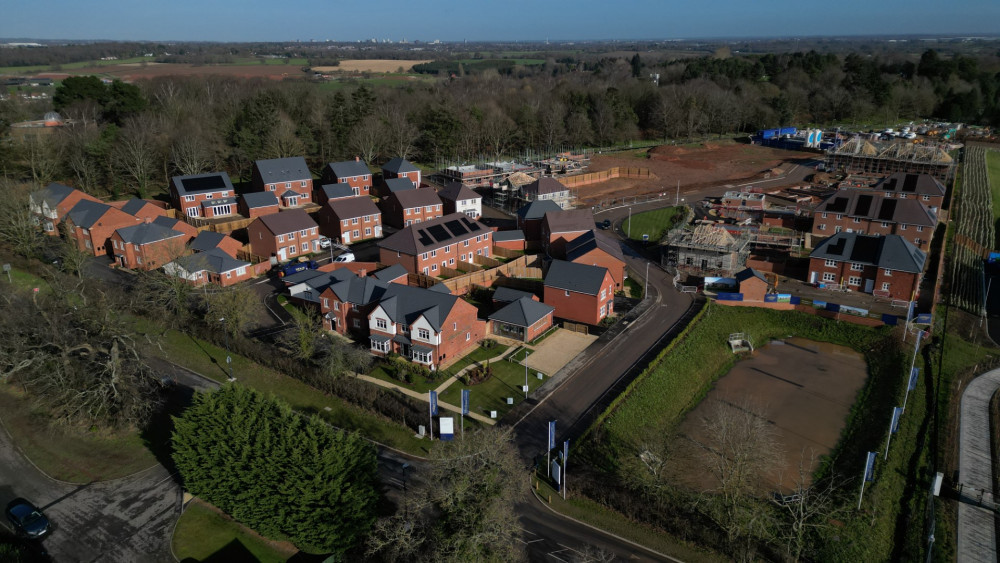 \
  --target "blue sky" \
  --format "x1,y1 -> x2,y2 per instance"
2,0 -> 997,42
